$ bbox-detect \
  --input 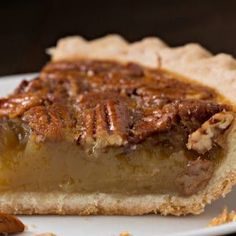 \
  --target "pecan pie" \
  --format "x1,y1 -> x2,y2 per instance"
0,35 -> 235,216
